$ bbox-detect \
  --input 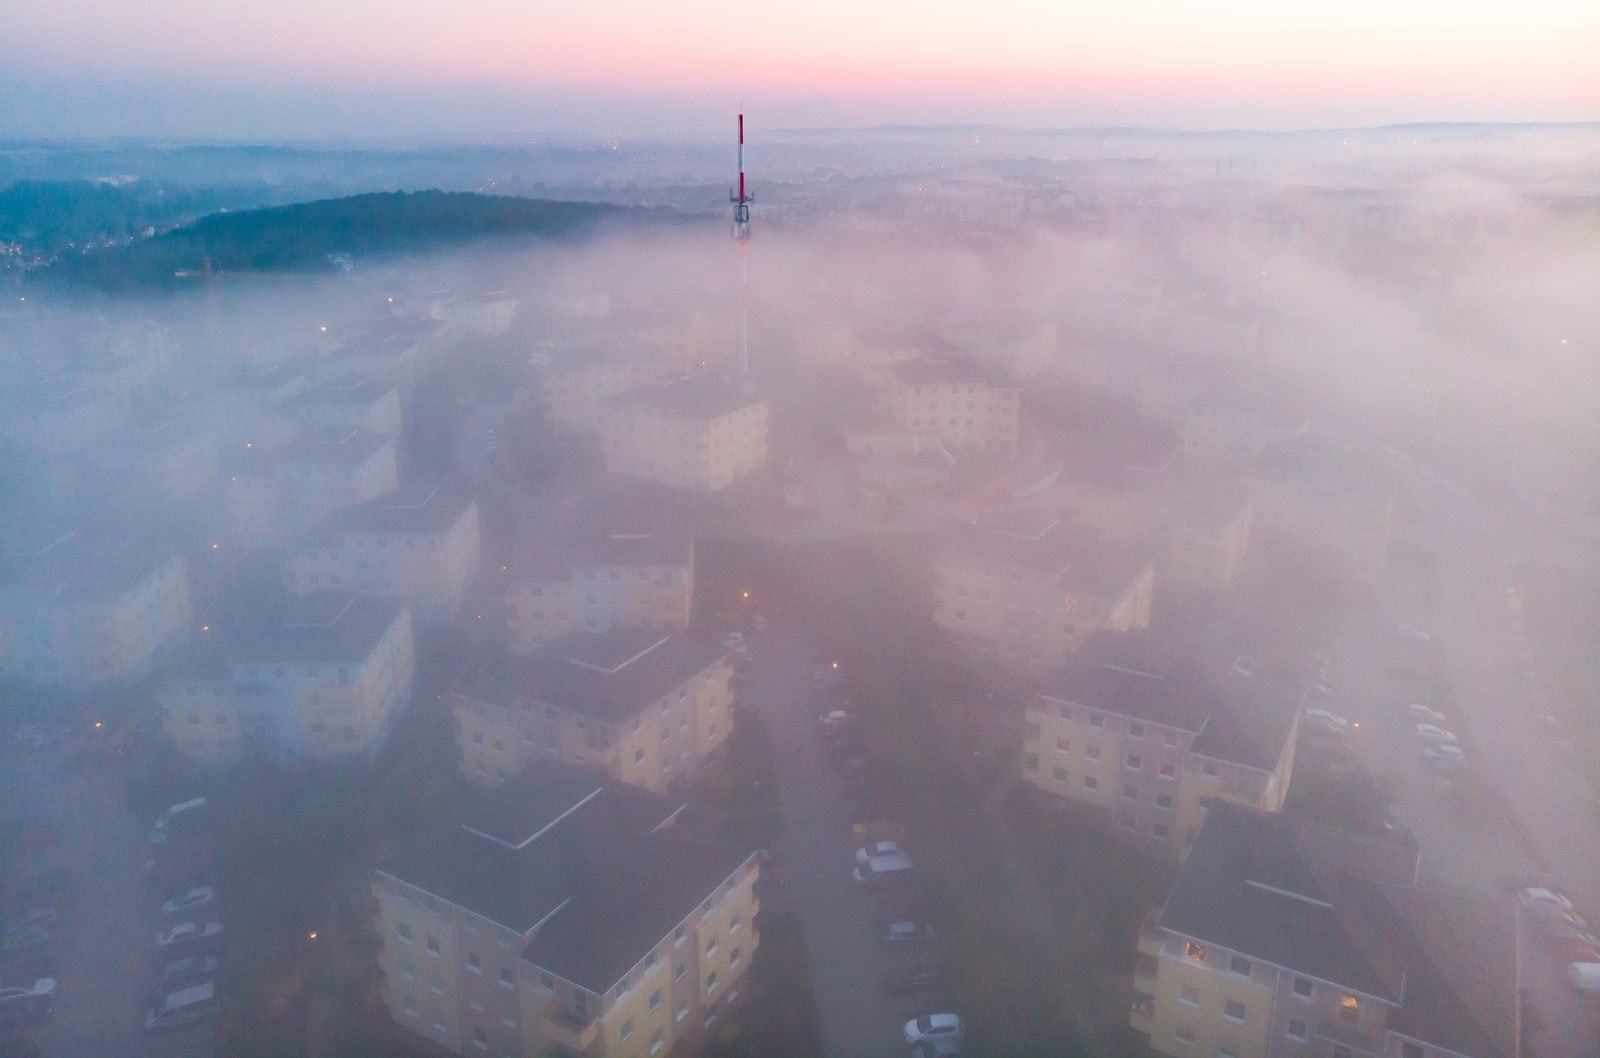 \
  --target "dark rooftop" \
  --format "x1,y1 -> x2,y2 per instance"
943,518 -> 1153,598
468,629 -> 726,724
1159,802 -> 1423,1003
295,376 -> 395,406
234,591 -> 406,665
888,356 -> 1011,387
605,376 -> 764,419
319,483 -> 475,537
279,428 -> 393,467
377,768 -> 753,994
0,525 -> 183,603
